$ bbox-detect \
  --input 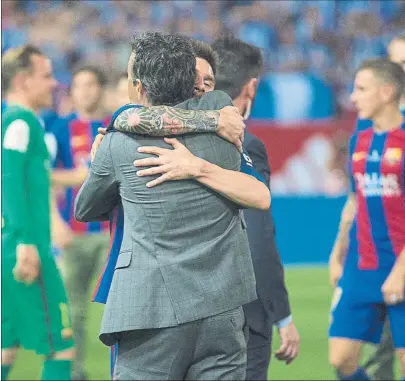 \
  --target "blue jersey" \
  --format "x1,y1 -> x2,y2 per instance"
50,113 -> 111,234
92,104 -> 266,304
345,119 -> 405,289
331,109 -> 405,348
